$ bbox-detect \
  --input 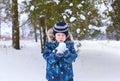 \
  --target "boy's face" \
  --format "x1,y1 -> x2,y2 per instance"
55,33 -> 66,42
